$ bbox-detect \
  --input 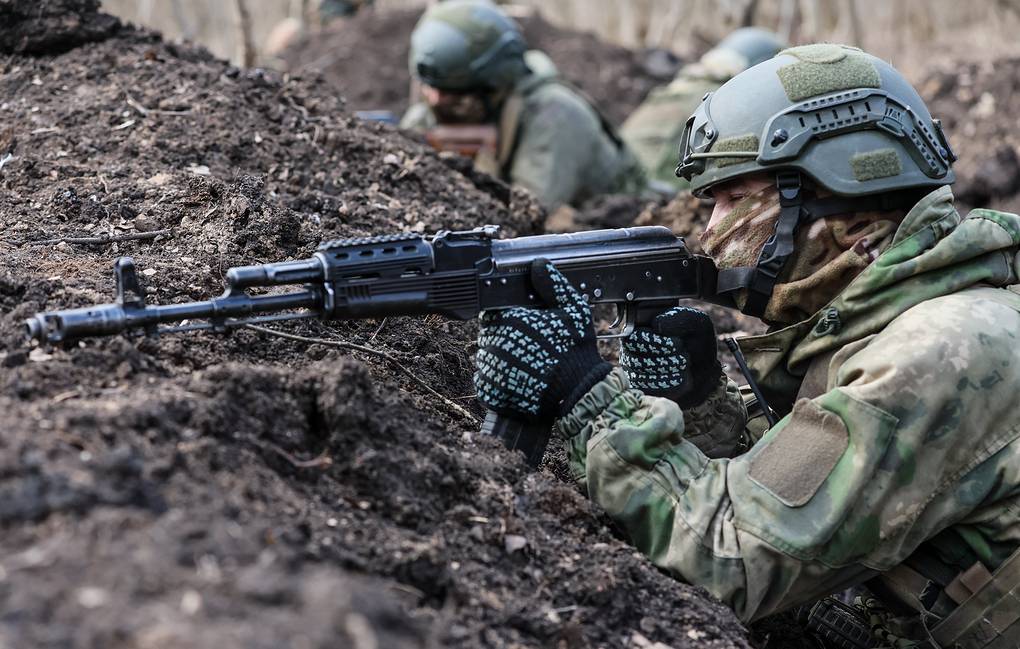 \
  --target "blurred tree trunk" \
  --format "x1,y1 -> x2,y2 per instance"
138,0 -> 153,23
235,0 -> 256,67
845,0 -> 864,48
169,0 -> 196,41
778,0 -> 798,42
